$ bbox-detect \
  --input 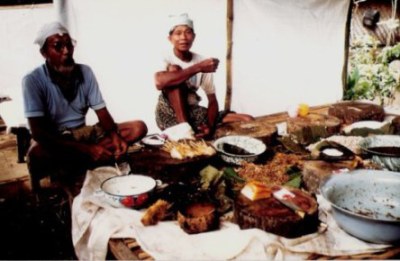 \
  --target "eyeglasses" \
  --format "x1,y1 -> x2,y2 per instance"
49,39 -> 76,52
